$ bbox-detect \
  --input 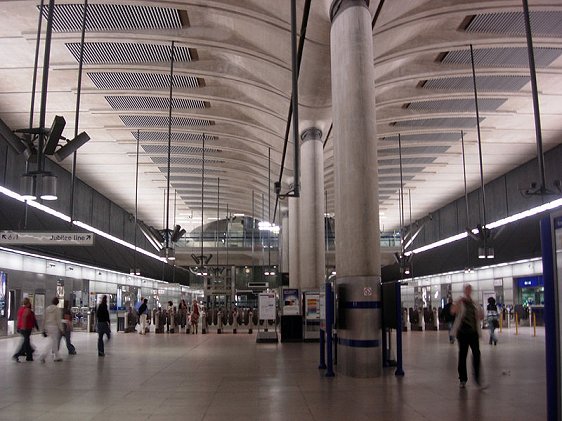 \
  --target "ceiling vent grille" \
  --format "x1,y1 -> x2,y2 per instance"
381,133 -> 461,143
441,47 -> 562,68
162,167 -> 223,175
40,3 -> 184,32
169,175 -> 212,182
88,72 -> 200,90
391,117 -> 484,129
406,98 -> 506,112
142,145 -> 219,155
120,115 -> 213,127
465,11 -> 562,37
106,96 -> 206,110
66,42 -> 193,64
379,175 -> 415,182
379,157 -> 436,166
153,156 -> 224,165
379,146 -> 450,156
133,131 -> 218,142
422,76 -> 529,92
379,167 -> 424,174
